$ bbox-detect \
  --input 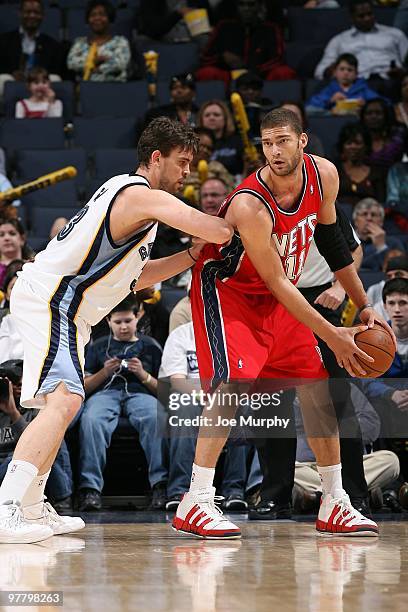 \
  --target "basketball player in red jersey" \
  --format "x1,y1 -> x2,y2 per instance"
172,108 -> 395,539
